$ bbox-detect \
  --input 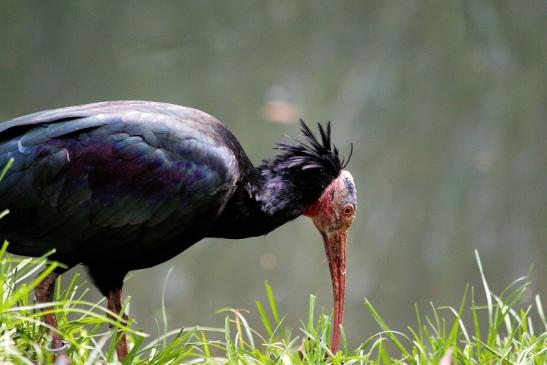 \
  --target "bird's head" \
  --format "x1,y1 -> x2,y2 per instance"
303,170 -> 356,354
257,120 -> 356,353
261,120 -> 356,353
